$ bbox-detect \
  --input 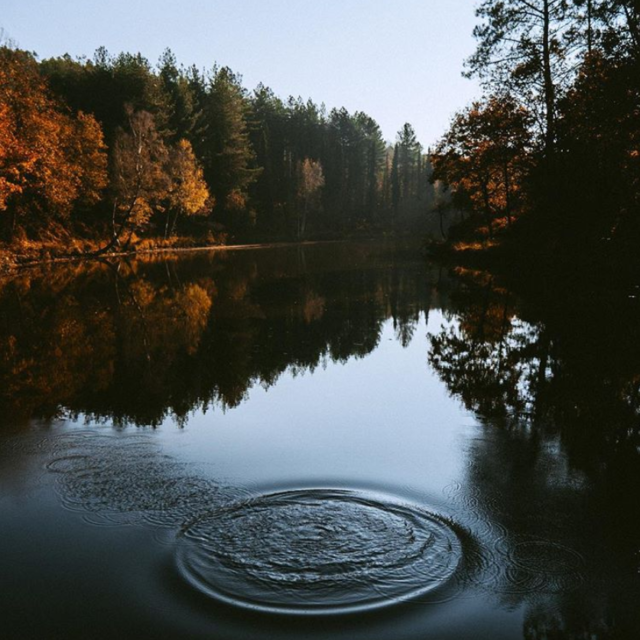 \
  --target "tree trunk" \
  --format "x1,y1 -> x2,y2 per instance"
6,206 -> 17,242
504,161 -> 512,226
622,3 -> 640,58
438,205 -> 447,240
170,209 -> 180,237
300,199 -> 308,239
587,0 -> 593,55
92,198 -> 137,256
542,0 -> 556,156
482,181 -> 493,240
